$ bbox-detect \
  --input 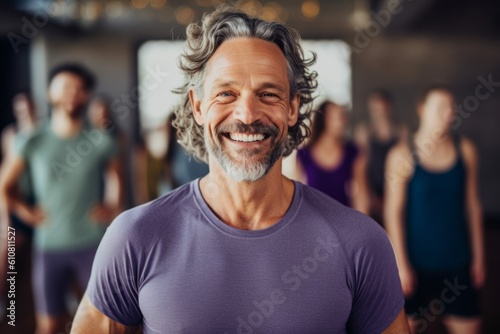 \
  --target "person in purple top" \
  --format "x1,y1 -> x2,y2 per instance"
294,101 -> 370,213
71,5 -> 408,334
